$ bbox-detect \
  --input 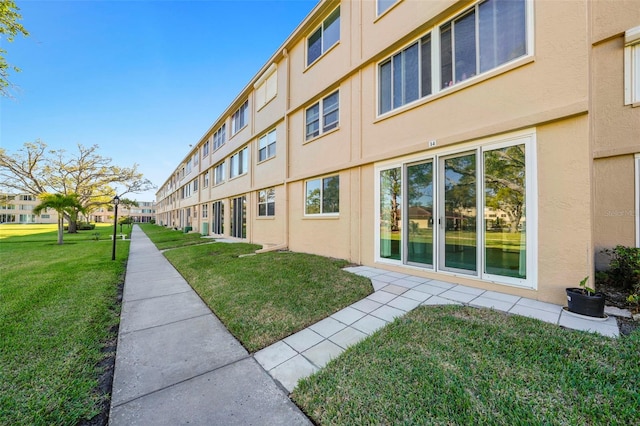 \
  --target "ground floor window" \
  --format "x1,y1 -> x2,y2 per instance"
305,175 -> 340,215
202,203 -> 208,219
376,131 -> 535,288
258,188 -> 275,217
212,200 -> 224,235
230,196 -> 246,239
